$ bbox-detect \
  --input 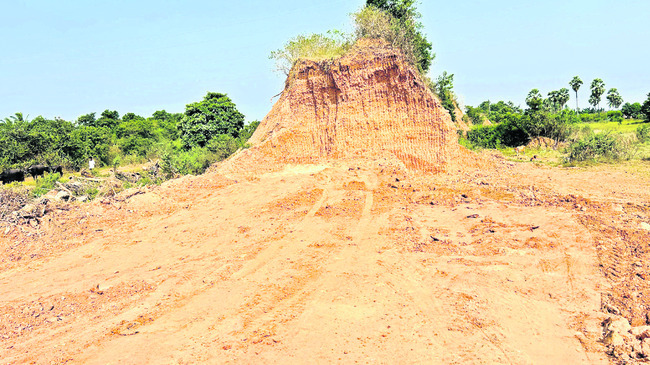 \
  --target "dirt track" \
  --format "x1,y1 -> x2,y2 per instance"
1,154 -> 649,364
